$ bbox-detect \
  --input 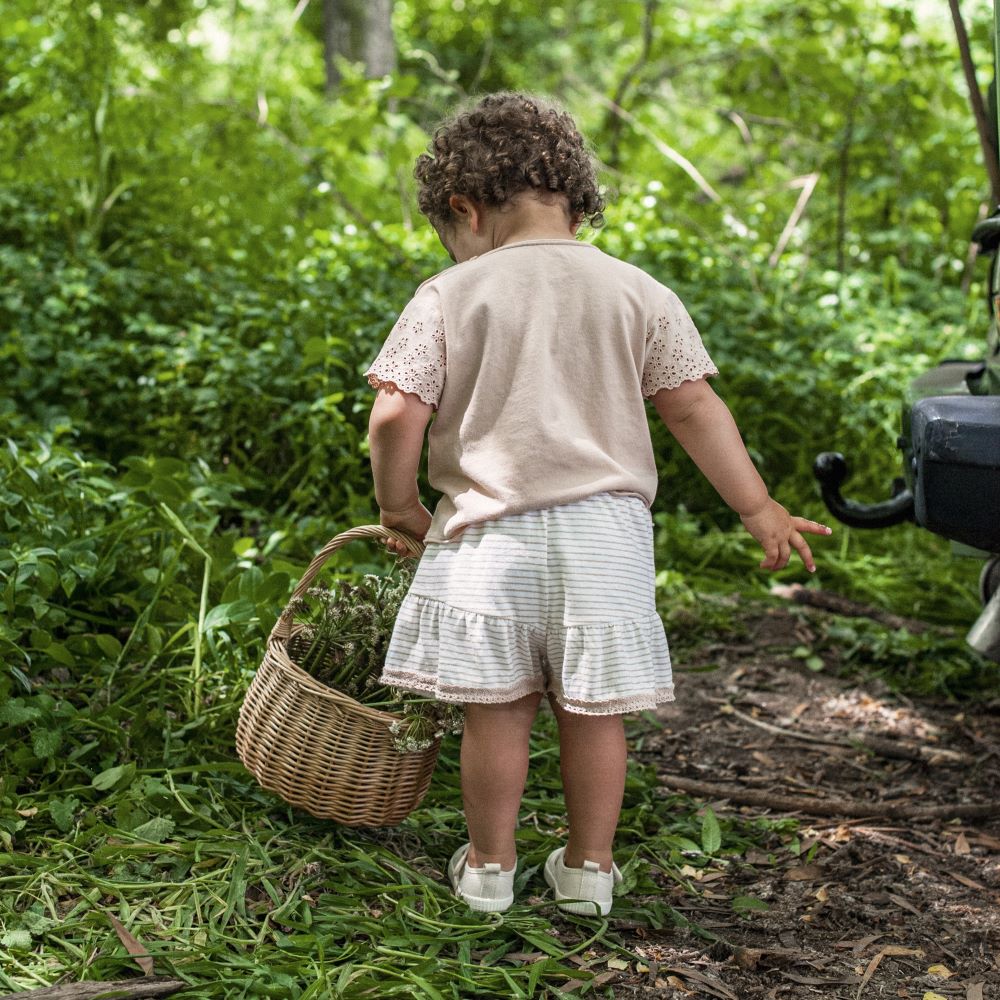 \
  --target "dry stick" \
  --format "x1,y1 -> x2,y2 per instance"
770,583 -> 931,634
962,201 -> 991,296
947,0 -> 1000,205
570,76 -> 724,205
0,979 -> 187,1000
722,110 -> 753,146
768,172 -> 820,267
659,775 -> 999,820
720,703 -> 843,747
254,0 -> 313,126
721,702 -> 969,764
